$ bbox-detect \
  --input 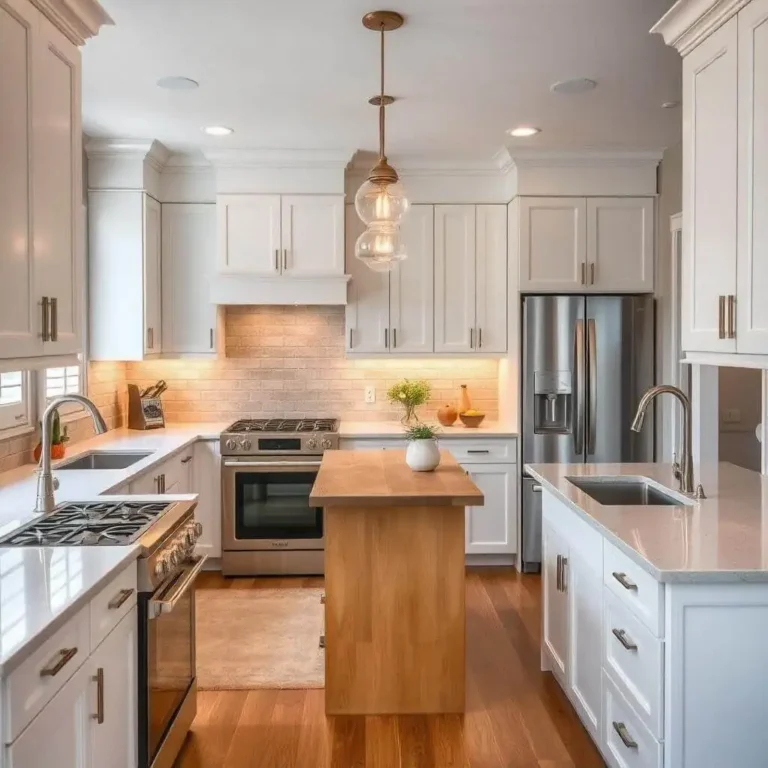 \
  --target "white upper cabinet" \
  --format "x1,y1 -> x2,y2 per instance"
0,0 -> 88,364
586,198 -> 654,293
217,194 -> 344,277
390,205 -> 434,354
218,194 -> 281,275
737,0 -> 768,354
162,203 -> 218,354
434,204 -> 507,354
282,195 -> 344,276
682,17 -> 739,353
519,197 -> 587,292
143,195 -> 162,355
